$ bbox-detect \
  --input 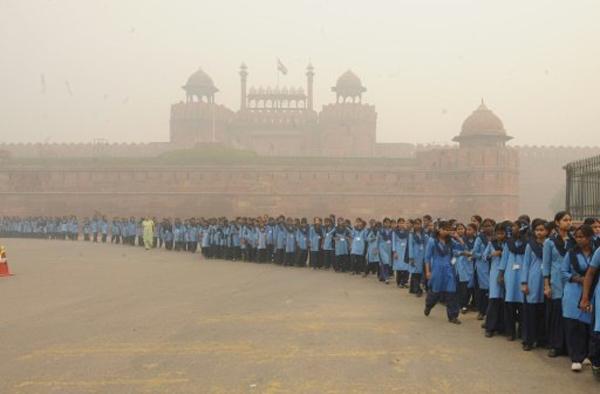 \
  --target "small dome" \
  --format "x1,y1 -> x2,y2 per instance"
460,100 -> 506,137
453,100 -> 512,146
183,67 -> 218,95
332,70 -> 366,97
